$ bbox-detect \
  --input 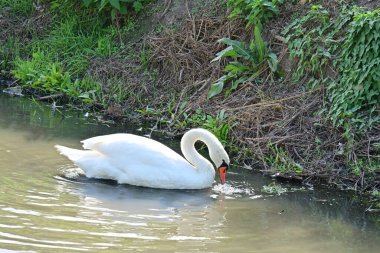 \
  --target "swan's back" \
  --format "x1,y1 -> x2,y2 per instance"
56,133 -> 213,189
